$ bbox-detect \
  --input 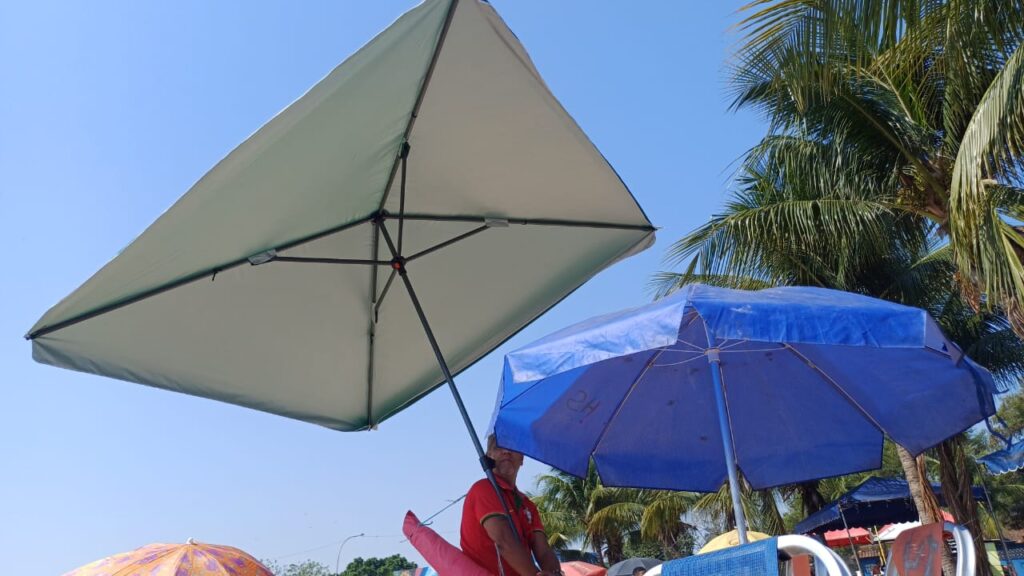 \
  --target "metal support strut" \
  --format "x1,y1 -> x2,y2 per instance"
707,348 -> 749,544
